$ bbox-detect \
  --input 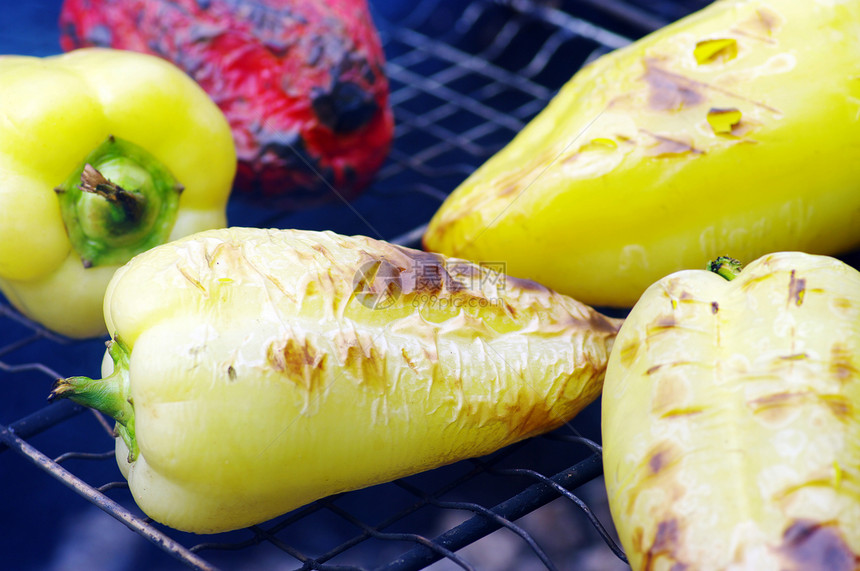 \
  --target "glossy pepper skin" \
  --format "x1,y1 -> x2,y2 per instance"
50,227 -> 621,533
423,0 -> 860,309
0,48 -> 235,339
60,0 -> 394,208
602,253 -> 860,570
